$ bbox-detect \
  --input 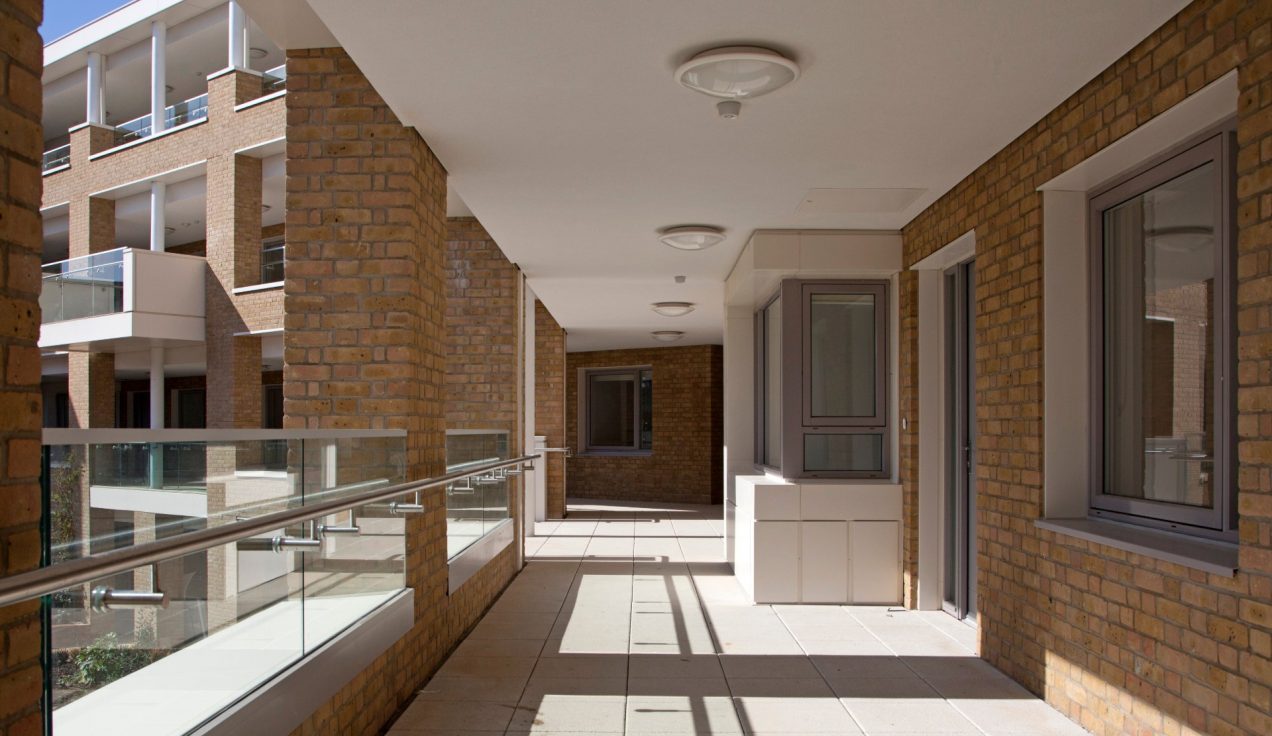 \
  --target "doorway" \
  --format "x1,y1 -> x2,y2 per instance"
943,259 -> 977,622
